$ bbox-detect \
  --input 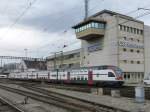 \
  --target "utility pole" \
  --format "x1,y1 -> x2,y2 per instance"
60,51 -> 63,69
0,59 -> 2,68
24,49 -> 28,57
84,0 -> 89,20
54,52 -> 56,70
